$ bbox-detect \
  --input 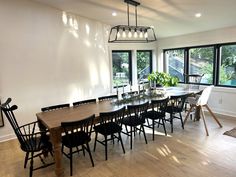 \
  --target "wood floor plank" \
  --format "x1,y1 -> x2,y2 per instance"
0,113 -> 236,177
